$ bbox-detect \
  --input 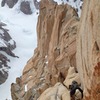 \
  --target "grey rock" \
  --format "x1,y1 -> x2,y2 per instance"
1,0 -> 18,8
1,0 -> 6,7
20,1 -> 32,15
0,22 -> 18,85
0,70 -> 8,85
